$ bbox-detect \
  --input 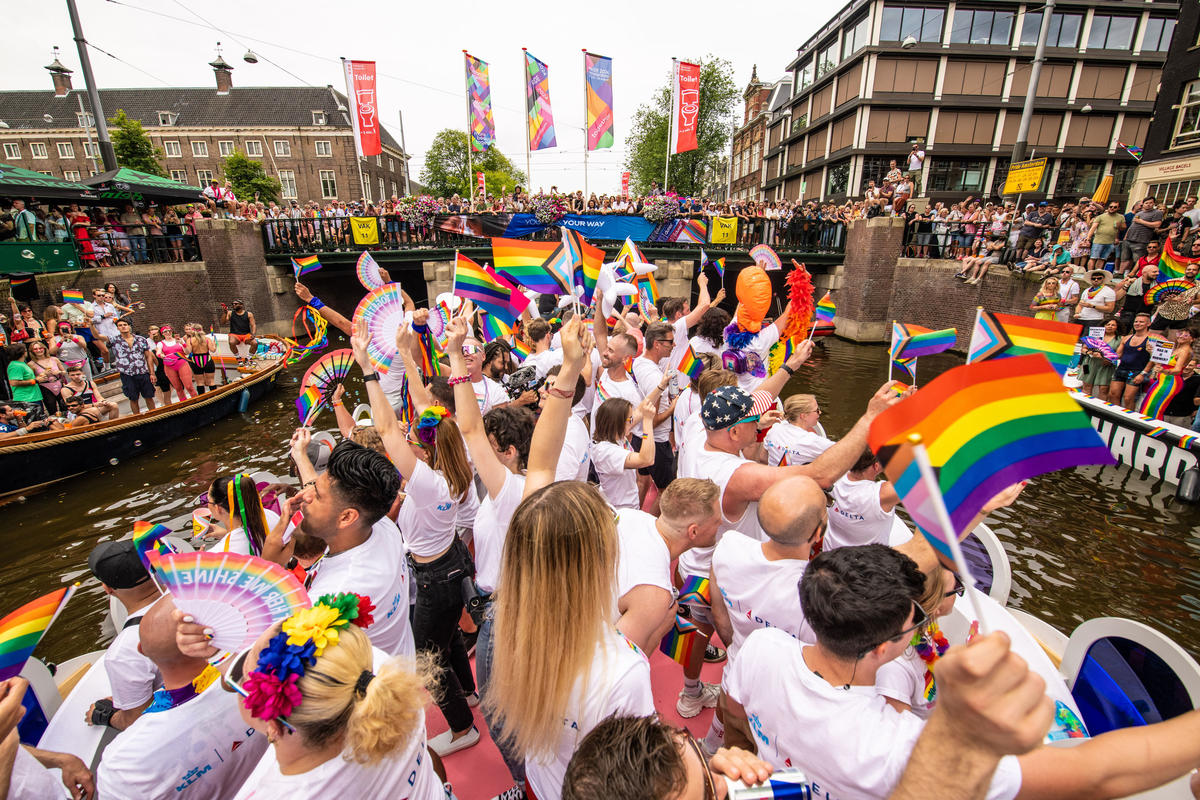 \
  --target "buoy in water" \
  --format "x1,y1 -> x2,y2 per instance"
238,389 -> 251,413
1177,468 -> 1200,503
